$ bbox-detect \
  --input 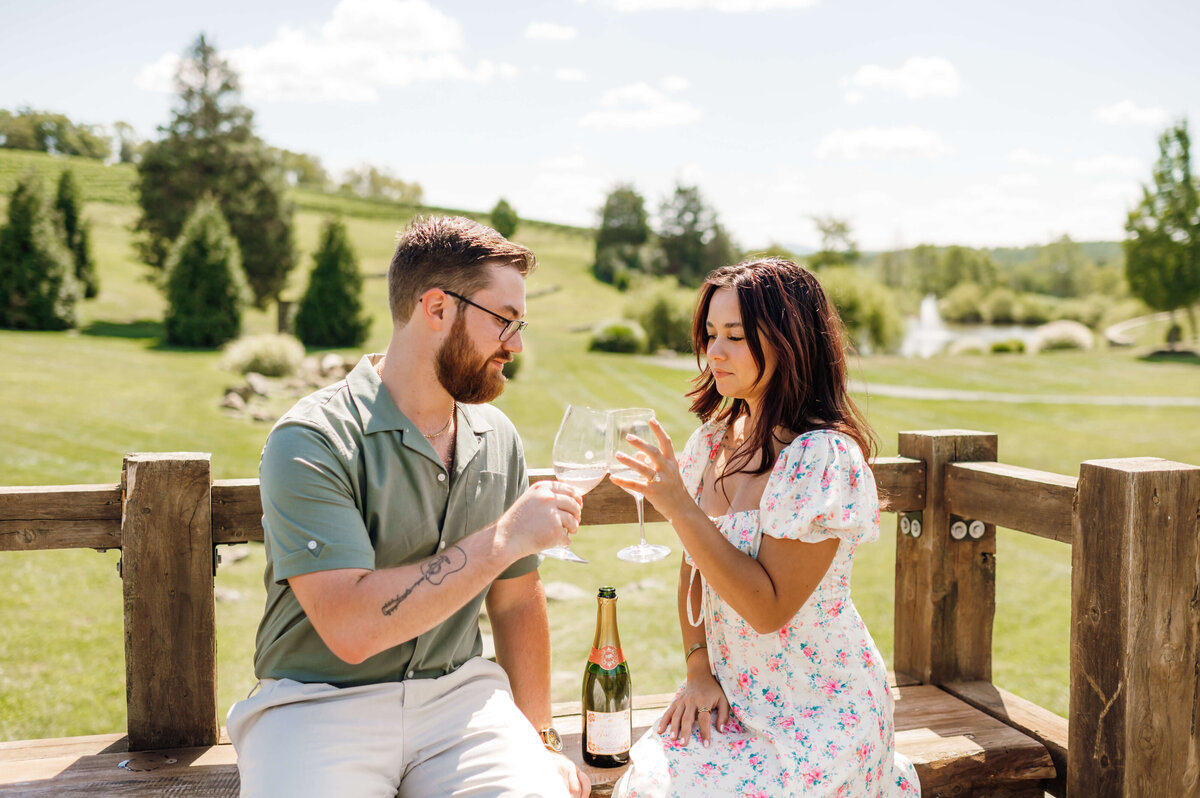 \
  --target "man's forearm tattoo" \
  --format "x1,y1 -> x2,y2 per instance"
381,545 -> 468,616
